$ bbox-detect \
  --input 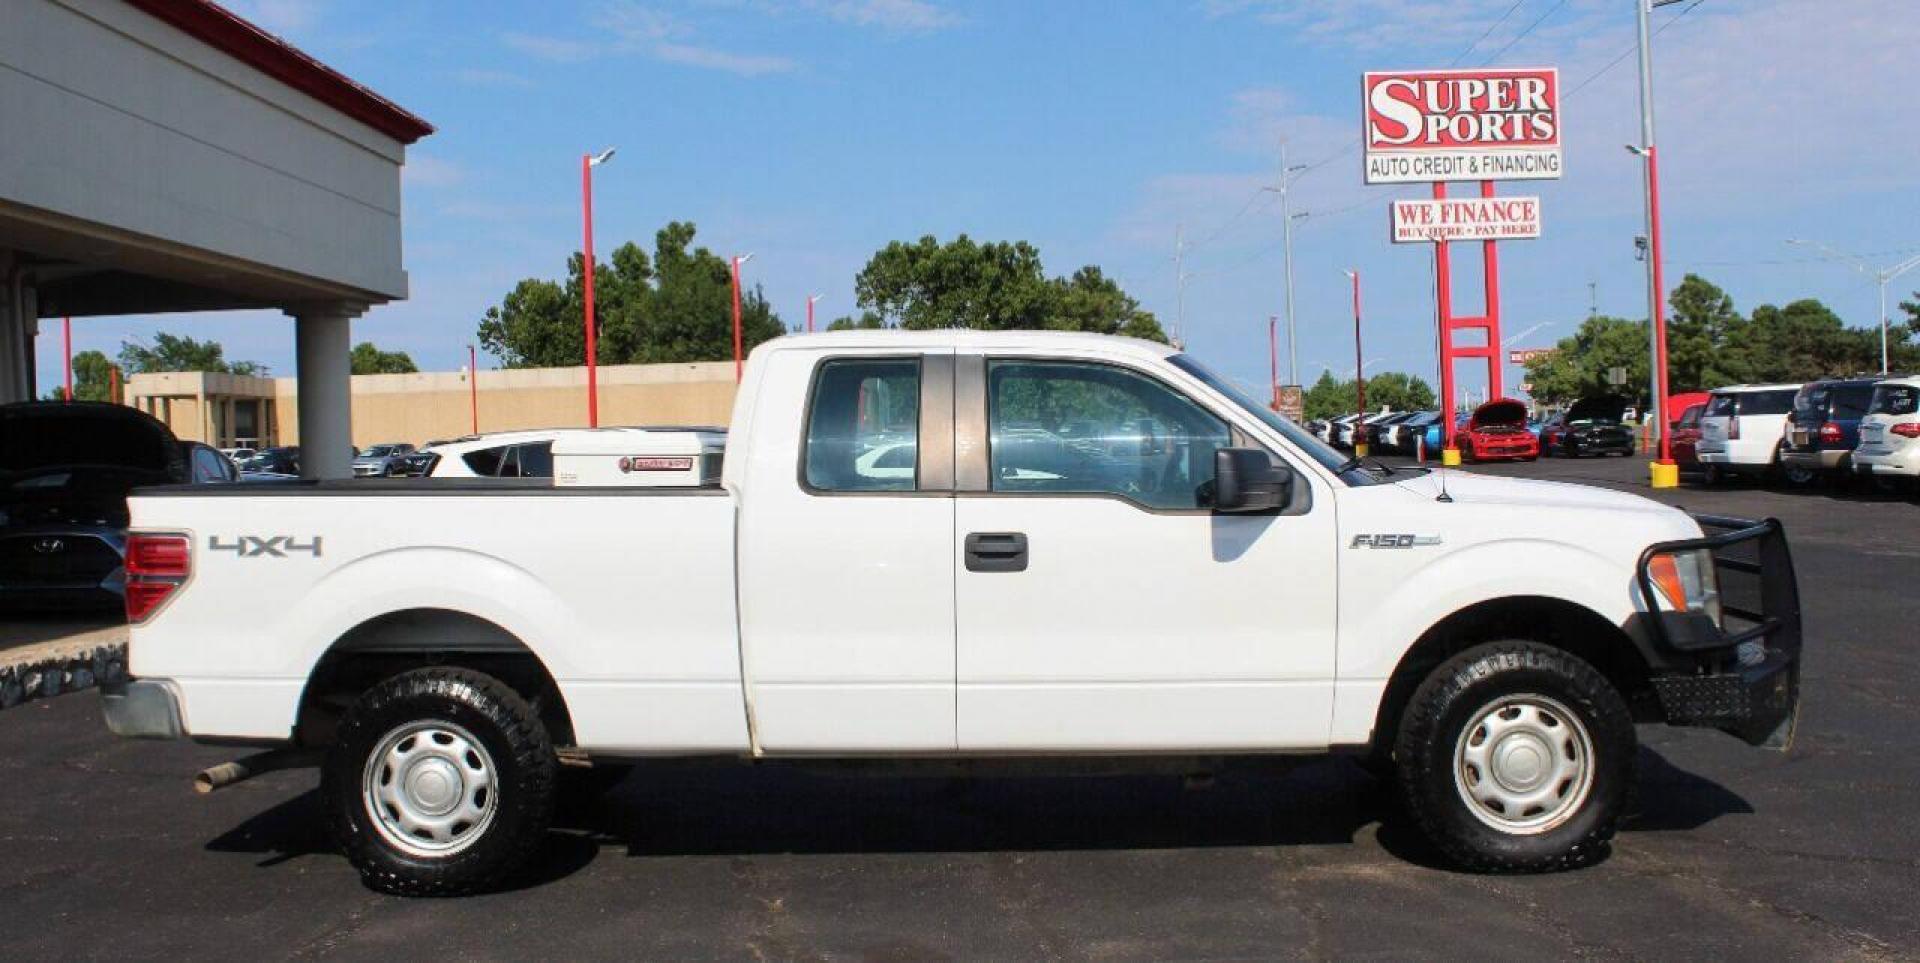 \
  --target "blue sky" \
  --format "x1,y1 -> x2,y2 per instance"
42,0 -> 1920,403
